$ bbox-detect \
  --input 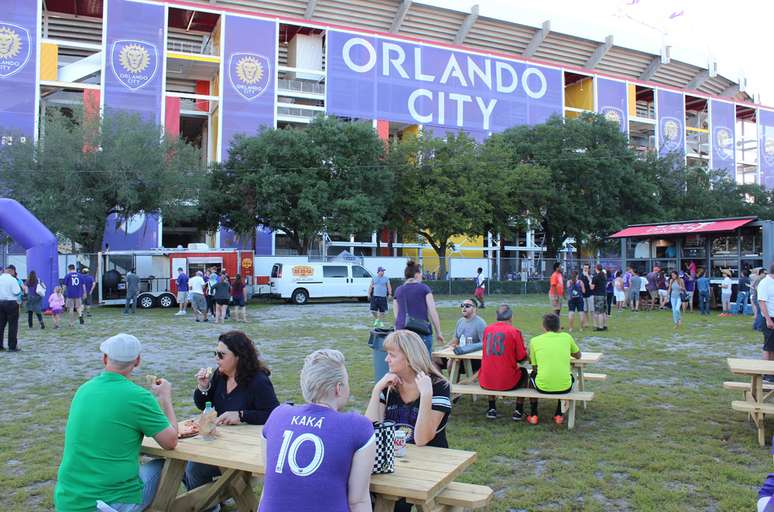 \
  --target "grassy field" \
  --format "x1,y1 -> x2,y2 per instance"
1,294 -> 771,511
